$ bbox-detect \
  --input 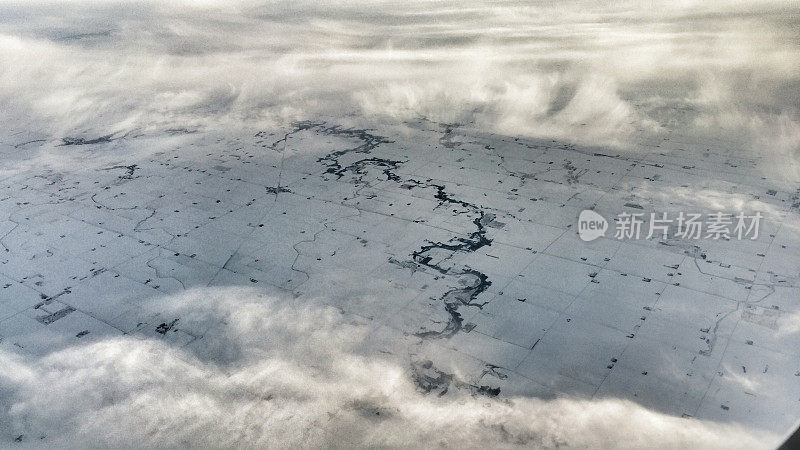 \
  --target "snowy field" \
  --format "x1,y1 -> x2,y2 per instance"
1,1 -> 799,447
